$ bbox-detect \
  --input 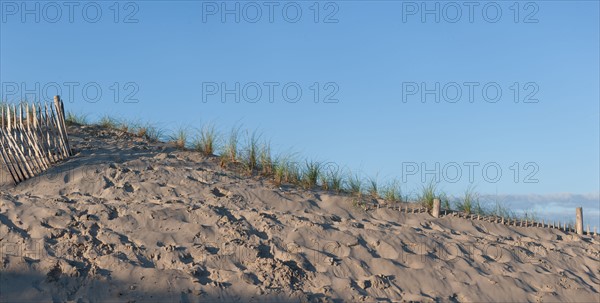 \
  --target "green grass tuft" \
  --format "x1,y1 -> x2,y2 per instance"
242,130 -> 261,173
382,179 -> 403,202
367,175 -> 379,198
142,124 -> 164,141
454,186 -> 482,215
221,125 -> 241,166
98,115 -> 118,129
346,172 -> 363,197
170,127 -> 189,149
302,160 -> 321,189
193,124 -> 219,156
320,164 -> 343,193
259,142 -> 273,176
277,158 -> 302,184
65,111 -> 89,126
418,180 -> 441,210
273,156 -> 288,185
